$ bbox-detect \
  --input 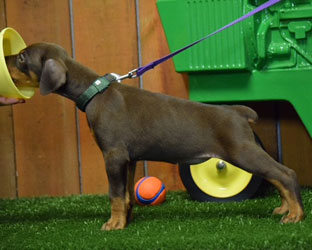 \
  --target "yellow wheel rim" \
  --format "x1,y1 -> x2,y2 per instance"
190,158 -> 253,198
